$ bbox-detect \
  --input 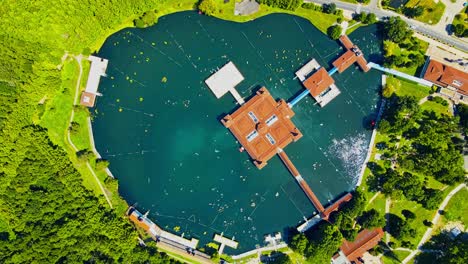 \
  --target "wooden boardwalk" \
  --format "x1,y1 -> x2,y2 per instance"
277,150 -> 325,214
